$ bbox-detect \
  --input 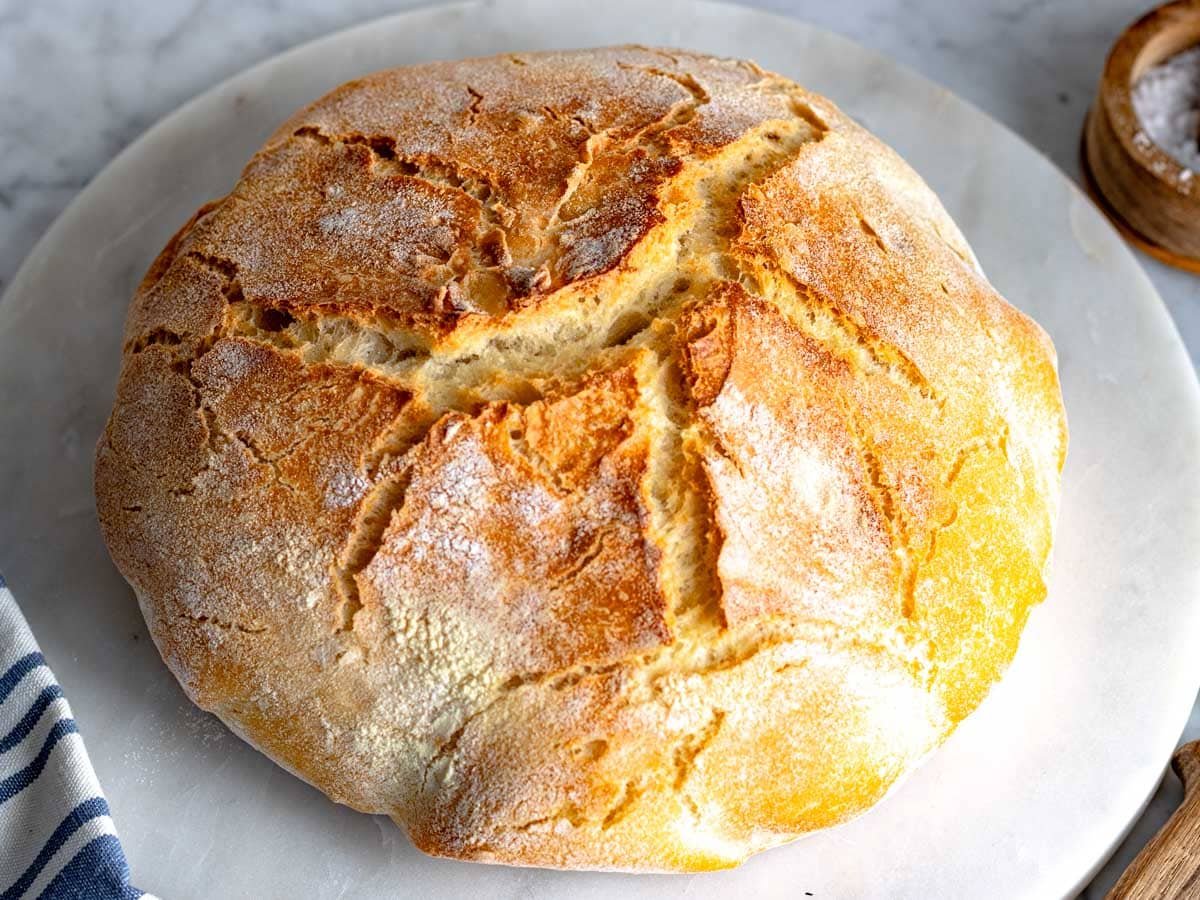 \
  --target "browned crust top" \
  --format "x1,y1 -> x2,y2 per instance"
96,46 -> 1066,872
